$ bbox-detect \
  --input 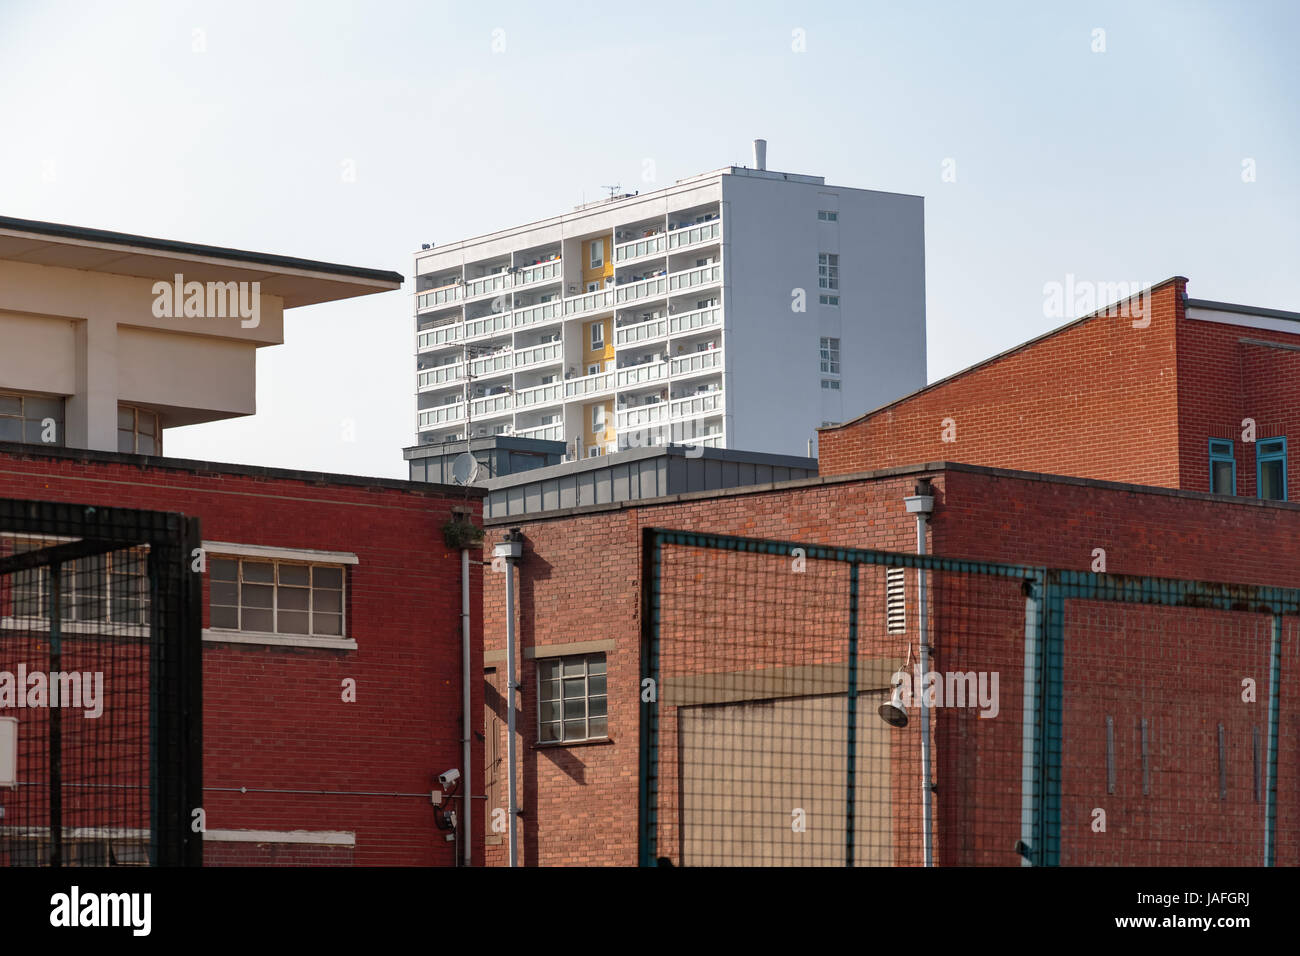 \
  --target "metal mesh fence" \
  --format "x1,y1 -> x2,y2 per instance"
640,529 -> 1300,867
1057,600 -> 1296,866
0,498 -> 202,866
